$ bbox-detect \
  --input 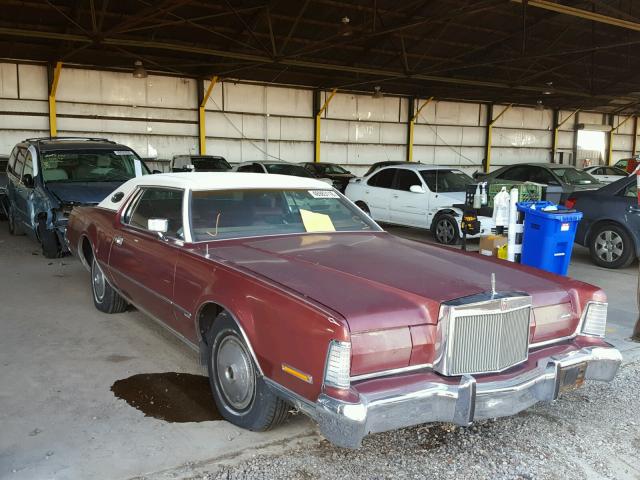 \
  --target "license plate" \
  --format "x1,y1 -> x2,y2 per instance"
559,362 -> 587,393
